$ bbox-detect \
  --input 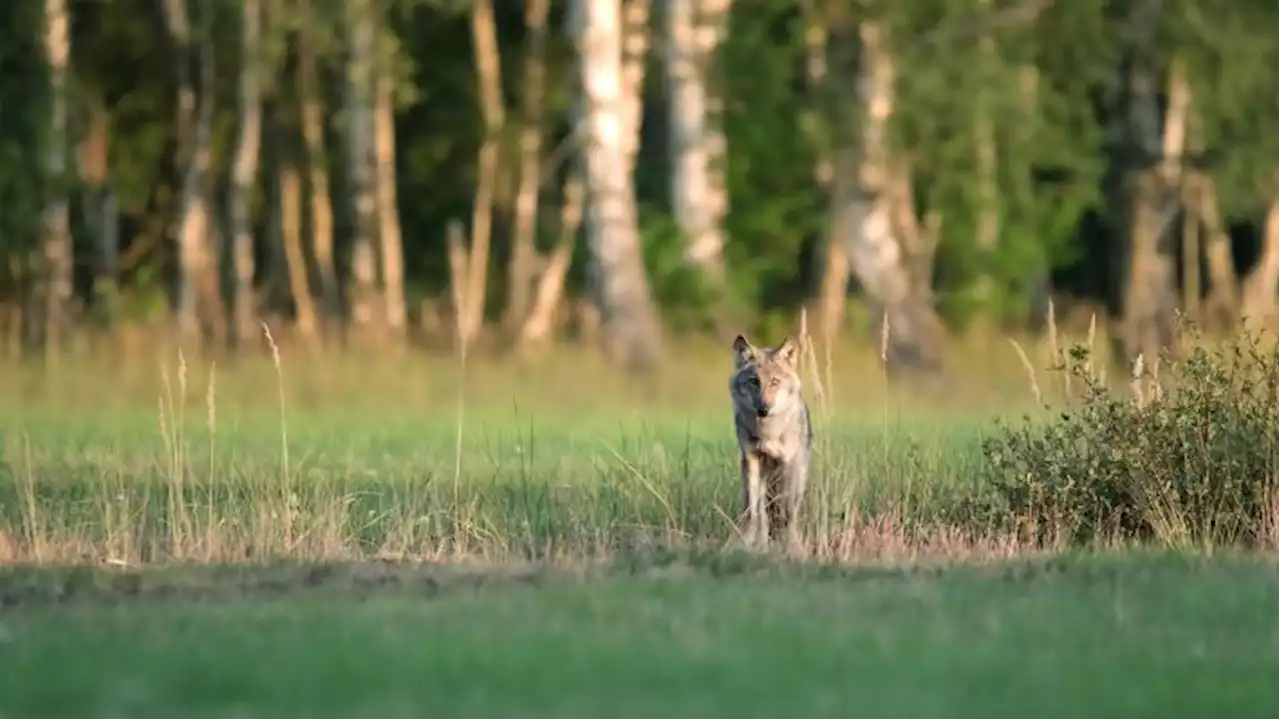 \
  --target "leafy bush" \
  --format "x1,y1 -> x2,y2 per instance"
981,326 -> 1278,549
